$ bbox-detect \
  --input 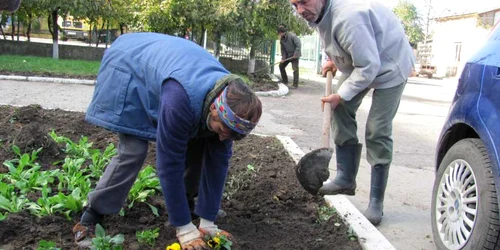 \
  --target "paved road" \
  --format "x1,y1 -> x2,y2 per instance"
0,73 -> 457,250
